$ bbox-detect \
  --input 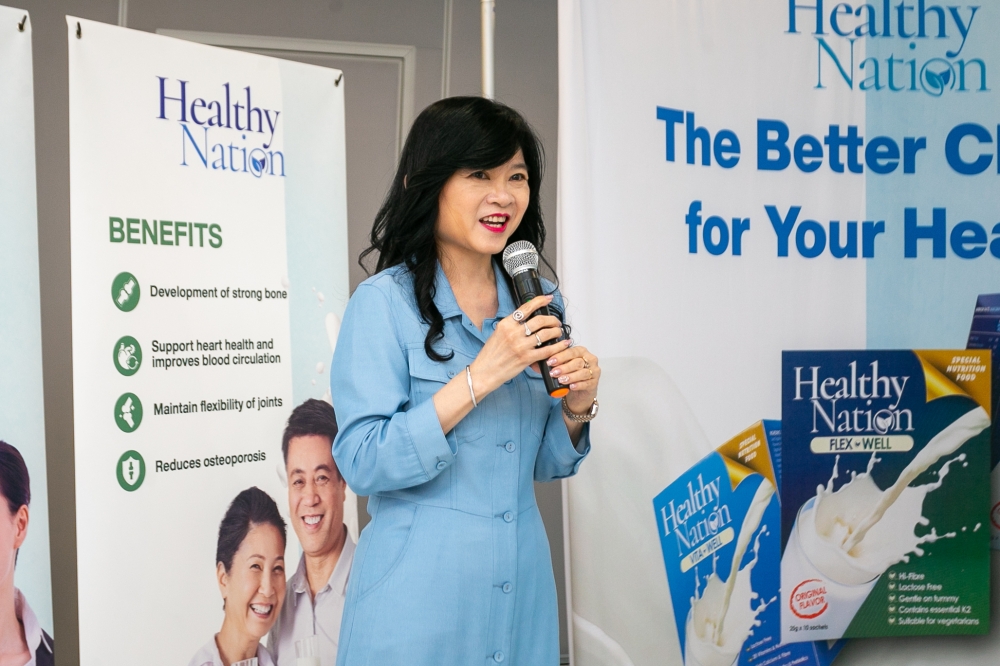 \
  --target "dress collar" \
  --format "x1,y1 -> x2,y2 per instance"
433,260 -> 516,322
